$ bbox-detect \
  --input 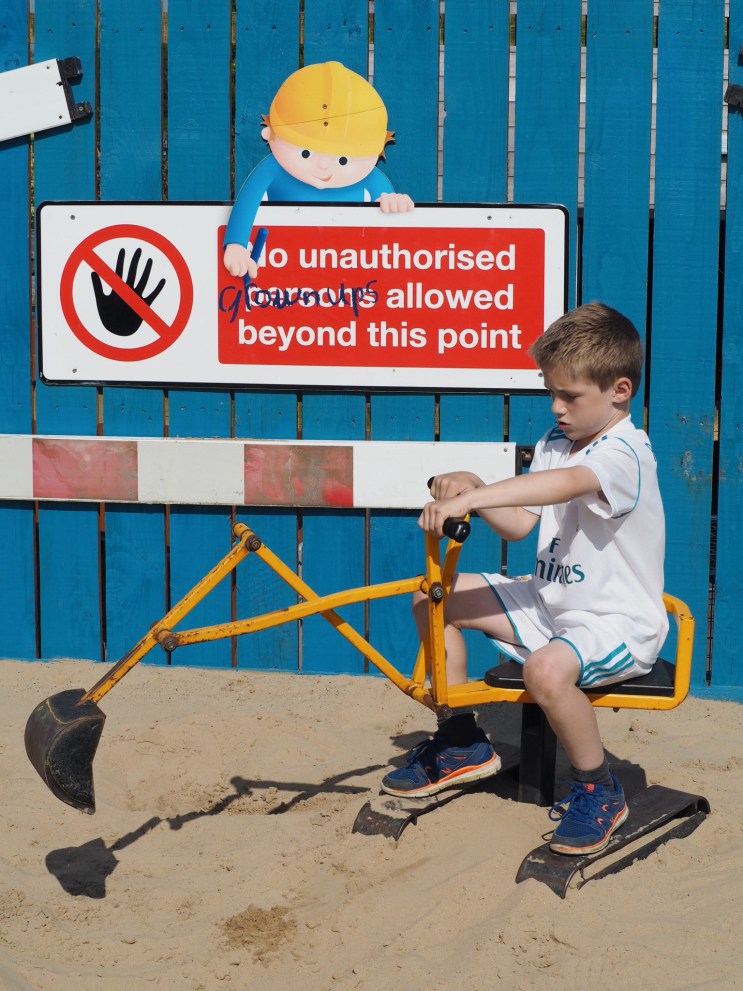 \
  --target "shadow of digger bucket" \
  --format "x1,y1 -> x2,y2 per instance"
23,524 -> 259,814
